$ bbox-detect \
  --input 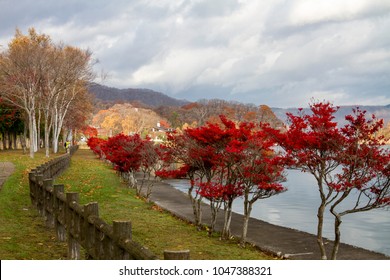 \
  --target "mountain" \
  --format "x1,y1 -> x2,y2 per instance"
88,83 -> 188,107
272,105 -> 390,126
88,83 -> 390,126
